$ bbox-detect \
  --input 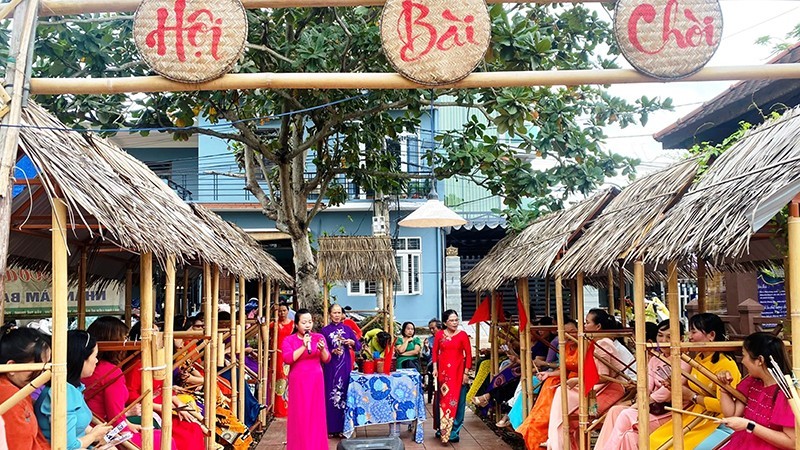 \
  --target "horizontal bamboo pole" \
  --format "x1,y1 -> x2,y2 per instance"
0,363 -> 50,373
29,64 -> 800,96
39,0 -> 604,15
646,341 -> 792,351
0,369 -> 50,415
